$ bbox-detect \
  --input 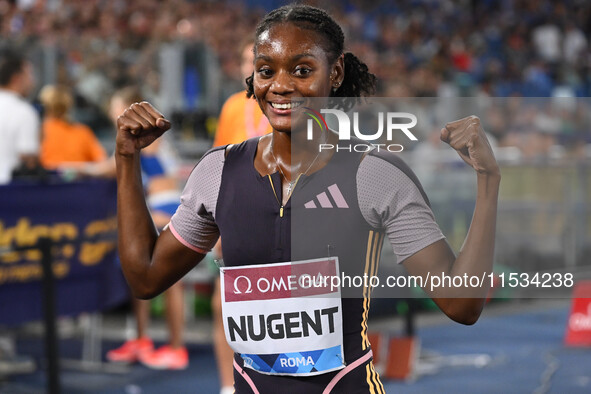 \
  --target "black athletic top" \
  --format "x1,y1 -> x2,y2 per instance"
169,137 -> 444,393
